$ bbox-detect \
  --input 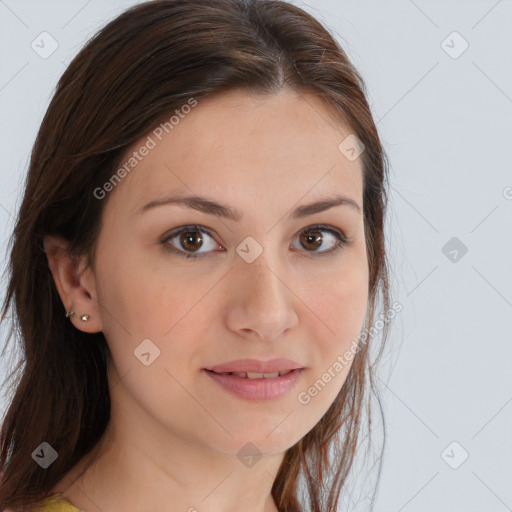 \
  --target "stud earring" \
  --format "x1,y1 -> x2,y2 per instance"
65,310 -> 90,322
